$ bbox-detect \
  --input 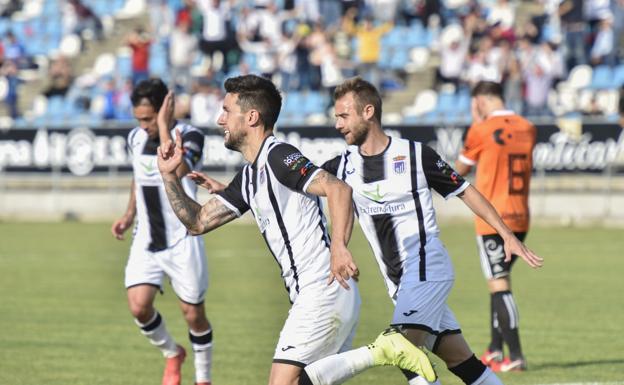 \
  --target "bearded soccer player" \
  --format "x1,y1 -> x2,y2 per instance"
455,81 -> 537,372
157,74 -> 436,385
